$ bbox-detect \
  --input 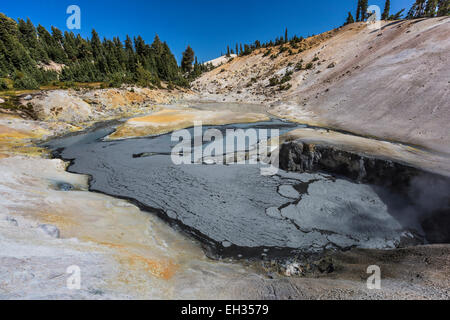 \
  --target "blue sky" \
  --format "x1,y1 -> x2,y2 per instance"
1,0 -> 415,63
